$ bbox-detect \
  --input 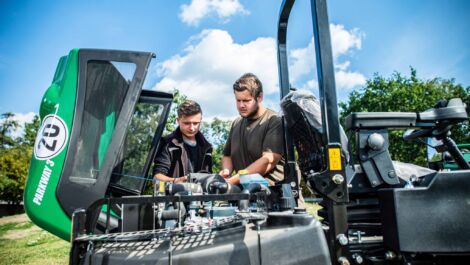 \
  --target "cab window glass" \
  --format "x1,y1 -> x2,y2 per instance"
110,102 -> 166,191
69,60 -> 136,184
